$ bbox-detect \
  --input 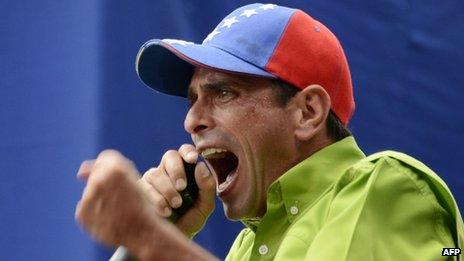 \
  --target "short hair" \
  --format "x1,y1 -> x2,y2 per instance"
271,79 -> 352,141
